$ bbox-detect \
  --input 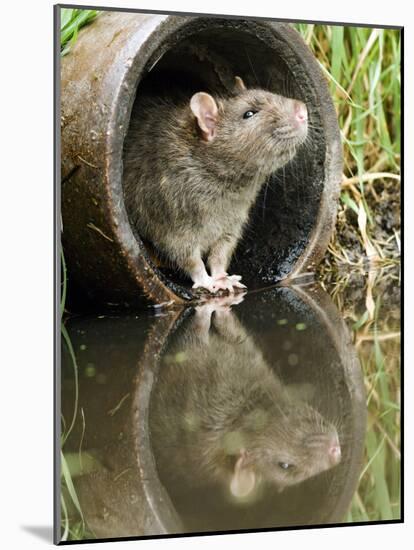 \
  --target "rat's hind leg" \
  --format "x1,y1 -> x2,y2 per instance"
207,235 -> 246,292
180,248 -> 220,293
193,294 -> 246,343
